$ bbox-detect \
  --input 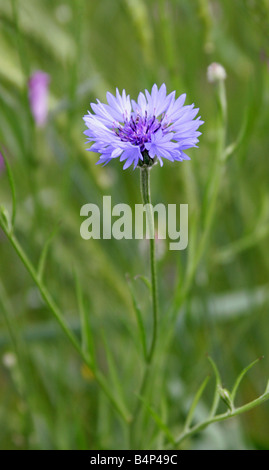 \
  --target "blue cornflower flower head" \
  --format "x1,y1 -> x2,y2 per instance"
83,84 -> 204,170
